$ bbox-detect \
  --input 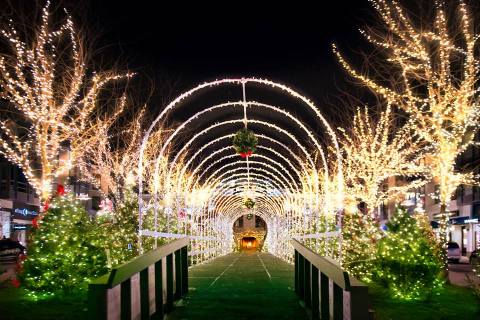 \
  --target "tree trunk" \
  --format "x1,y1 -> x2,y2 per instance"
439,203 -> 449,278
